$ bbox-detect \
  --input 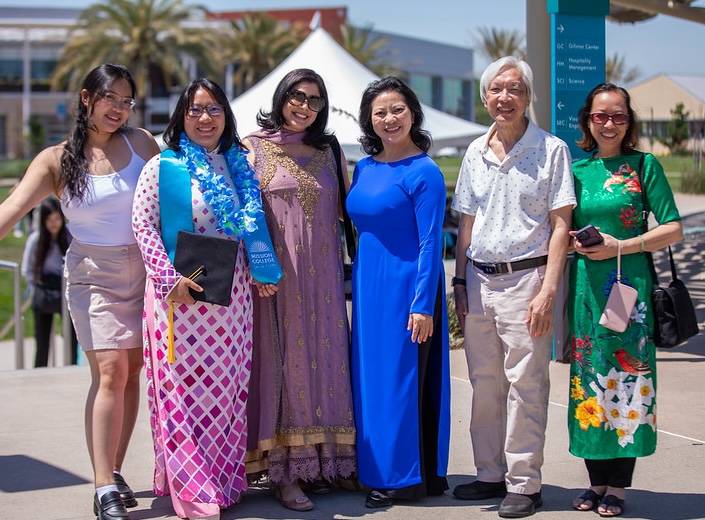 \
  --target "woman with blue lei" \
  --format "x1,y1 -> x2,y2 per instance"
132,79 -> 274,520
